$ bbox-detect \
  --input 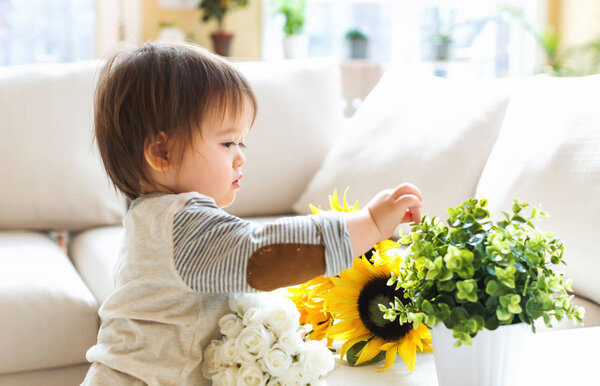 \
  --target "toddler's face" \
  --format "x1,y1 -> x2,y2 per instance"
174,102 -> 253,207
